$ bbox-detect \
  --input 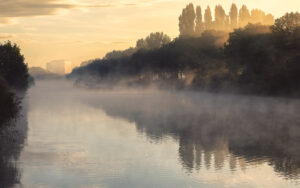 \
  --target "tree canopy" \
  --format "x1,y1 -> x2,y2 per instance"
69,9 -> 300,97
271,12 -> 300,34
0,41 -> 29,89
0,41 -> 28,127
229,4 -> 238,28
195,6 -> 204,35
0,77 -> 19,127
204,6 -> 213,30
178,3 -> 274,37
179,3 -> 196,37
